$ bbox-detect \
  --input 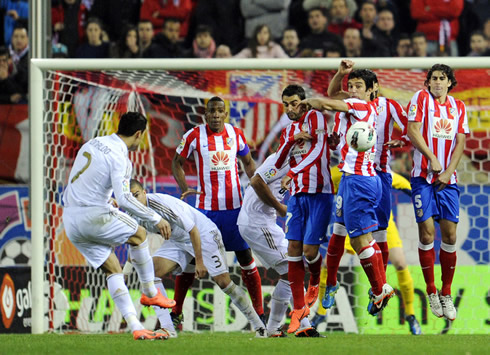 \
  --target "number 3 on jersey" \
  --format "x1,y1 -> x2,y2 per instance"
71,152 -> 92,183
